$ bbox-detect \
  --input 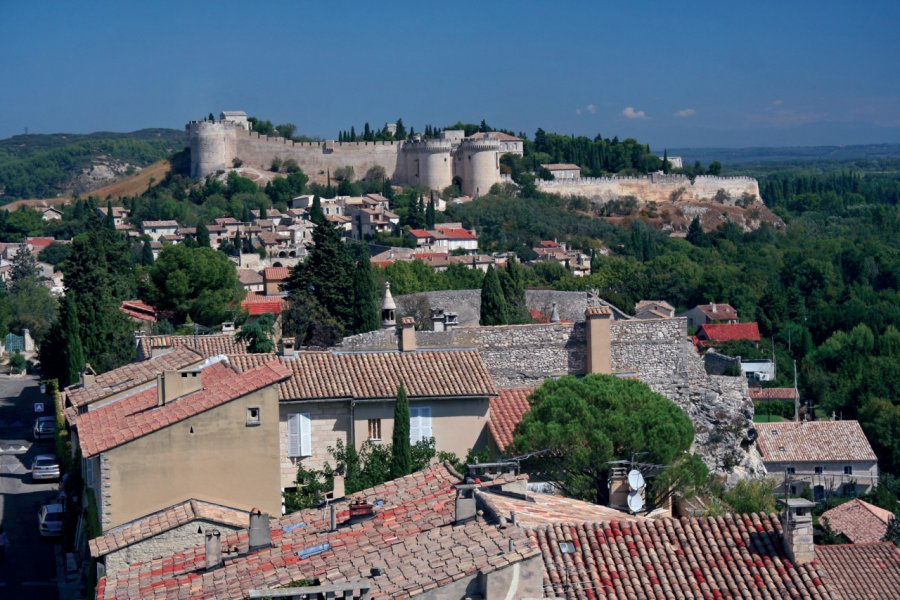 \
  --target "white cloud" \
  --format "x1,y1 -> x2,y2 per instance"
674,108 -> 696,118
575,108 -> 581,115
586,103 -> 597,114
772,99 -> 784,106
622,106 -> 647,120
